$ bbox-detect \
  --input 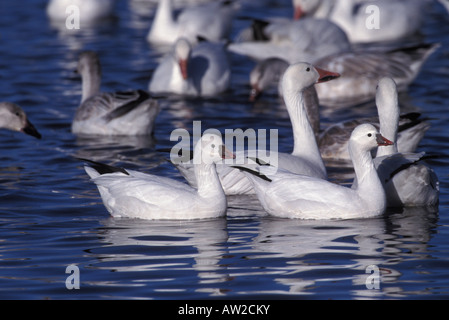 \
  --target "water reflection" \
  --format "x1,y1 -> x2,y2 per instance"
80,202 -> 439,298
353,206 -> 439,299
89,217 -> 230,297
250,206 -> 438,298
